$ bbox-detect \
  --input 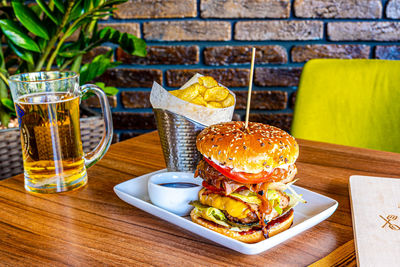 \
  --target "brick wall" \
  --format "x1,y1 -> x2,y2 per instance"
85,0 -> 400,141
